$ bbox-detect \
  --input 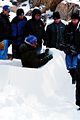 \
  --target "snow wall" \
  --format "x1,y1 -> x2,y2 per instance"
0,48 -> 74,103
